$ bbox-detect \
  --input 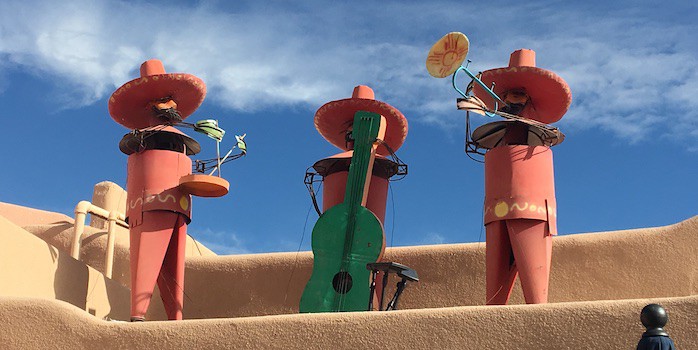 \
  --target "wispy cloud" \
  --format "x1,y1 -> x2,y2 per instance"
417,232 -> 447,245
0,0 -> 696,147
537,34 -> 697,144
191,227 -> 249,255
